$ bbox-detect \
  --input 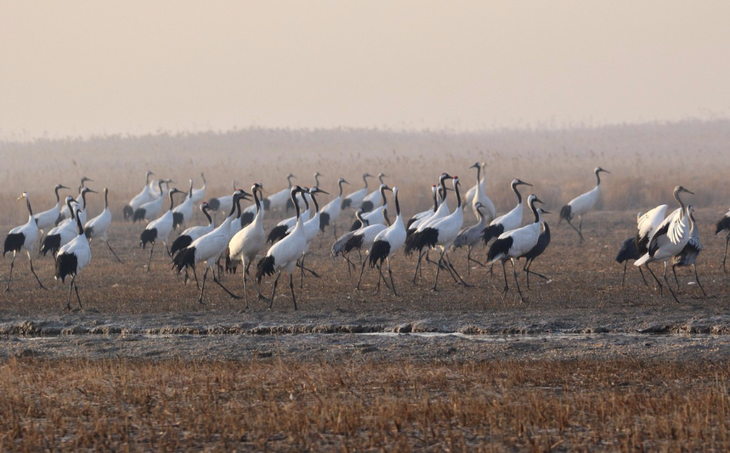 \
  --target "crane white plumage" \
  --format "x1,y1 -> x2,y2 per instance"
34,184 -> 70,234
3,192 -> 47,291
296,187 -> 329,286
351,184 -> 390,230
349,219 -> 388,290
41,188 -> 97,256
319,177 -> 349,237
170,202 -> 214,256
360,173 -> 387,212
206,180 -> 237,213
172,179 -> 194,230
59,176 -> 93,222
716,208 -> 730,273
55,205 -> 91,310
406,185 -> 439,231
84,187 -> 122,263
468,162 -> 496,222
124,170 -> 154,220
341,173 -> 373,211
262,173 -> 295,212
367,186 -> 408,295
191,173 -> 207,205
266,190 -> 312,244
331,209 -> 369,275
256,186 -> 309,310
519,207 -> 552,288
409,175 -> 469,290
487,194 -> 544,301
559,167 -> 610,242
453,201 -> 488,272
227,184 -> 266,308
634,186 -> 694,303
671,206 -> 706,296
481,178 -> 533,245
133,179 -> 172,222
140,188 -> 184,271
172,189 -> 250,304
